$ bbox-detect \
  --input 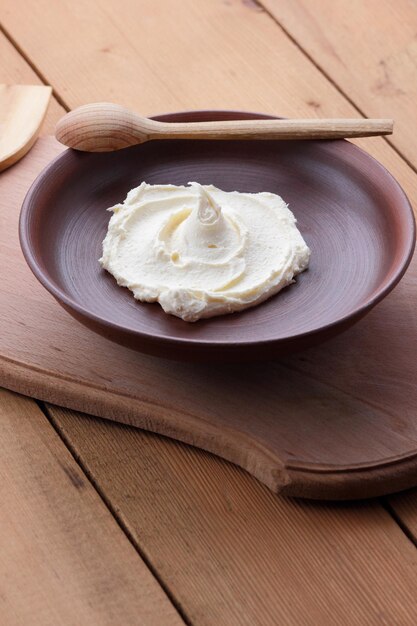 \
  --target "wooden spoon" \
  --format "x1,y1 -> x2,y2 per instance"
56,102 -> 394,152
0,84 -> 52,171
